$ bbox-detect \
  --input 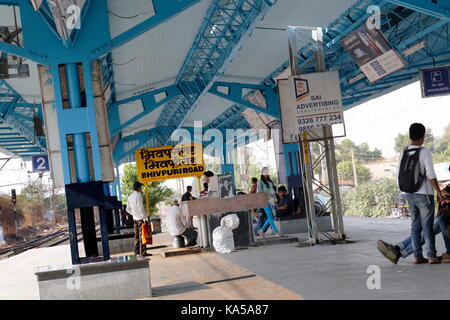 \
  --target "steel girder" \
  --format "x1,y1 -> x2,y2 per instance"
155,0 -> 277,144
0,0 -> 203,64
113,126 -> 196,165
0,0 -> 202,160
29,0 -> 92,48
211,0 -> 450,129
386,0 -> 450,19
0,79 -> 45,156
108,85 -> 181,137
